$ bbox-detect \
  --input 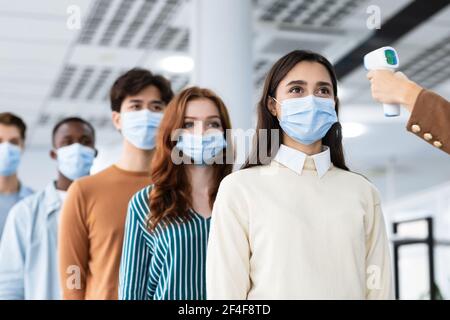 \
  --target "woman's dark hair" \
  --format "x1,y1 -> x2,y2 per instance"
242,50 -> 349,171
